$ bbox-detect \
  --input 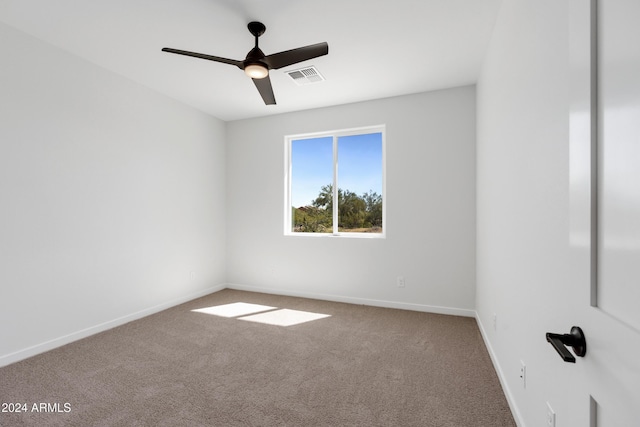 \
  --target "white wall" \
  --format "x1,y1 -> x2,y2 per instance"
0,23 -> 227,366
226,87 -> 476,315
476,1 -> 574,425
